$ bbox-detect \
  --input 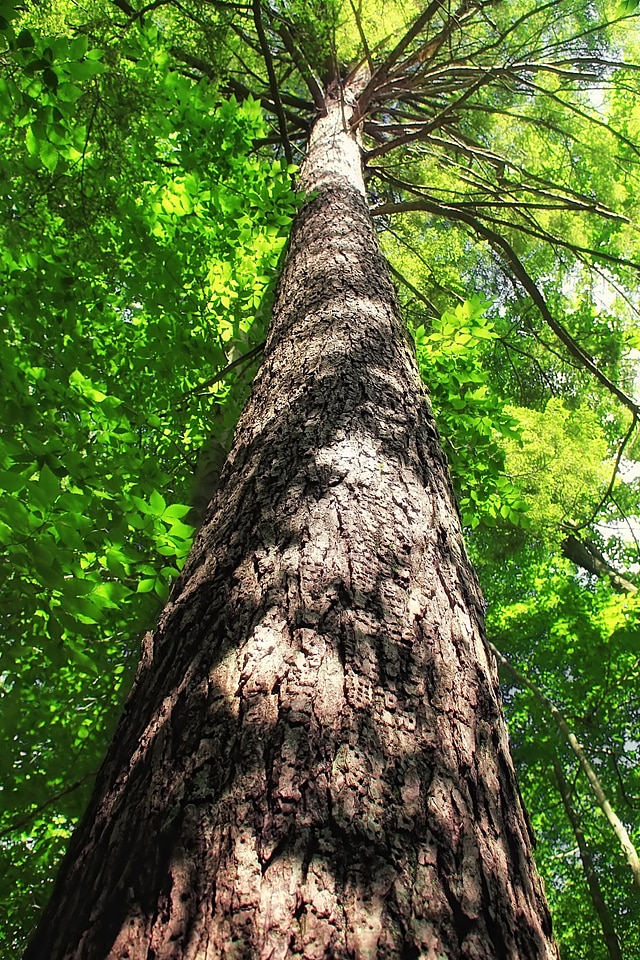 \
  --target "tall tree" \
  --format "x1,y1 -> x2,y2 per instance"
22,65 -> 560,960
2,0 -> 639,956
